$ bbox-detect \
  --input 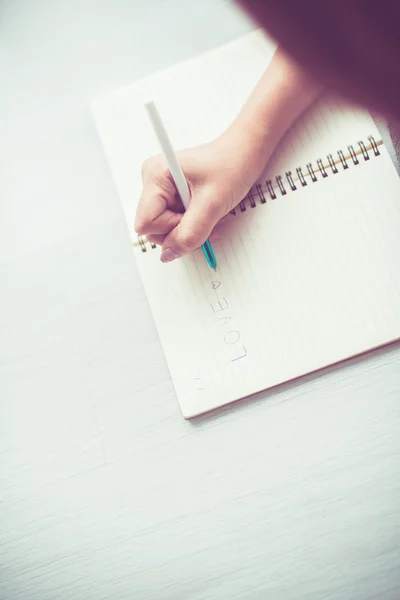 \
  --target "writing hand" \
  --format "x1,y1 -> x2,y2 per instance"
135,140 -> 251,262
